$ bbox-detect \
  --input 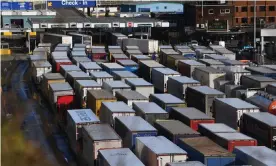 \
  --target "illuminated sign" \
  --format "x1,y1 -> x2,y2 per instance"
1,1 -> 33,10
207,20 -> 228,32
47,0 -> 96,8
